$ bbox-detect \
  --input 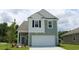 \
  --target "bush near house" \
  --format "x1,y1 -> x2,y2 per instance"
0,43 -> 29,50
